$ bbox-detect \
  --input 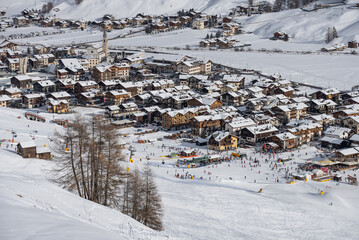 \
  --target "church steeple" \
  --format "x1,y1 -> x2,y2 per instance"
102,28 -> 108,62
